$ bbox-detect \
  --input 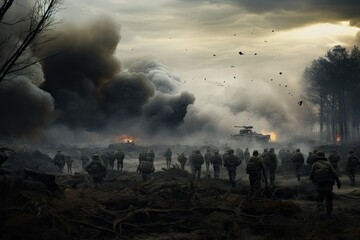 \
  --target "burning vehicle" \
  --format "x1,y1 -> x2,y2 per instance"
230,126 -> 272,143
